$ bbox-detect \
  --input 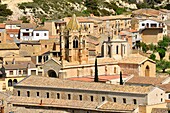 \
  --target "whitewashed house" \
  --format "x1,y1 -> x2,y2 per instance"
20,23 -> 36,41
139,19 -> 167,36
33,27 -> 49,41
20,23 -> 49,41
